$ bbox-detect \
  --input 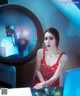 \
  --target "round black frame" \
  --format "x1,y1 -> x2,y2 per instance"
0,4 -> 43,66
